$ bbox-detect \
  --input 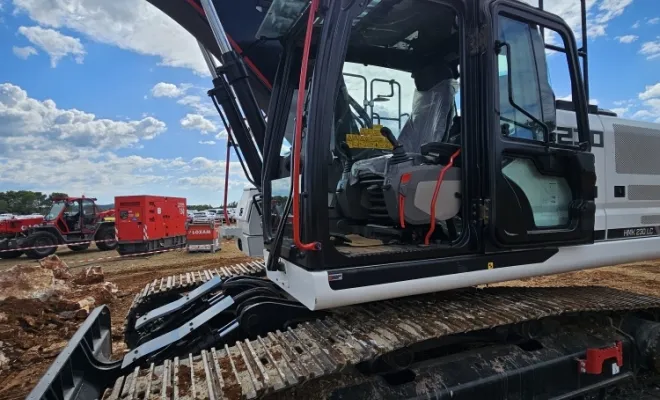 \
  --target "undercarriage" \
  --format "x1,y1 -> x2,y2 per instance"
29,261 -> 660,400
